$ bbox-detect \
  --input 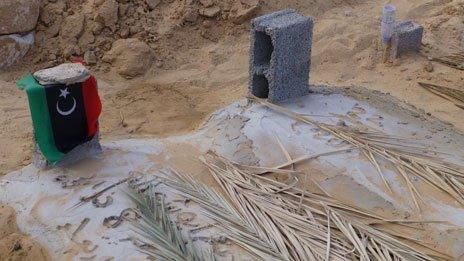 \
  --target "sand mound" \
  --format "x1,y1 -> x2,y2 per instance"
1,88 -> 464,259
